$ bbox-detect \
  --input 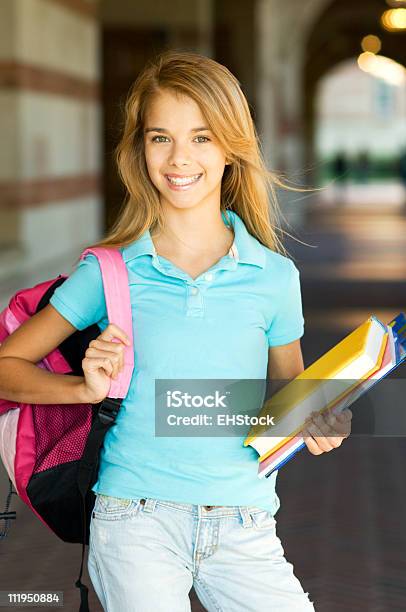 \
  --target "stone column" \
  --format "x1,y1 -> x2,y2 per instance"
0,0 -> 102,280
254,0 -> 329,226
